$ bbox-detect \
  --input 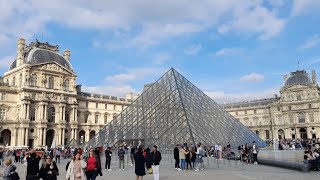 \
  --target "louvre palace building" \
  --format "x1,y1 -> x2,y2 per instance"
223,70 -> 320,141
0,38 -> 138,148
